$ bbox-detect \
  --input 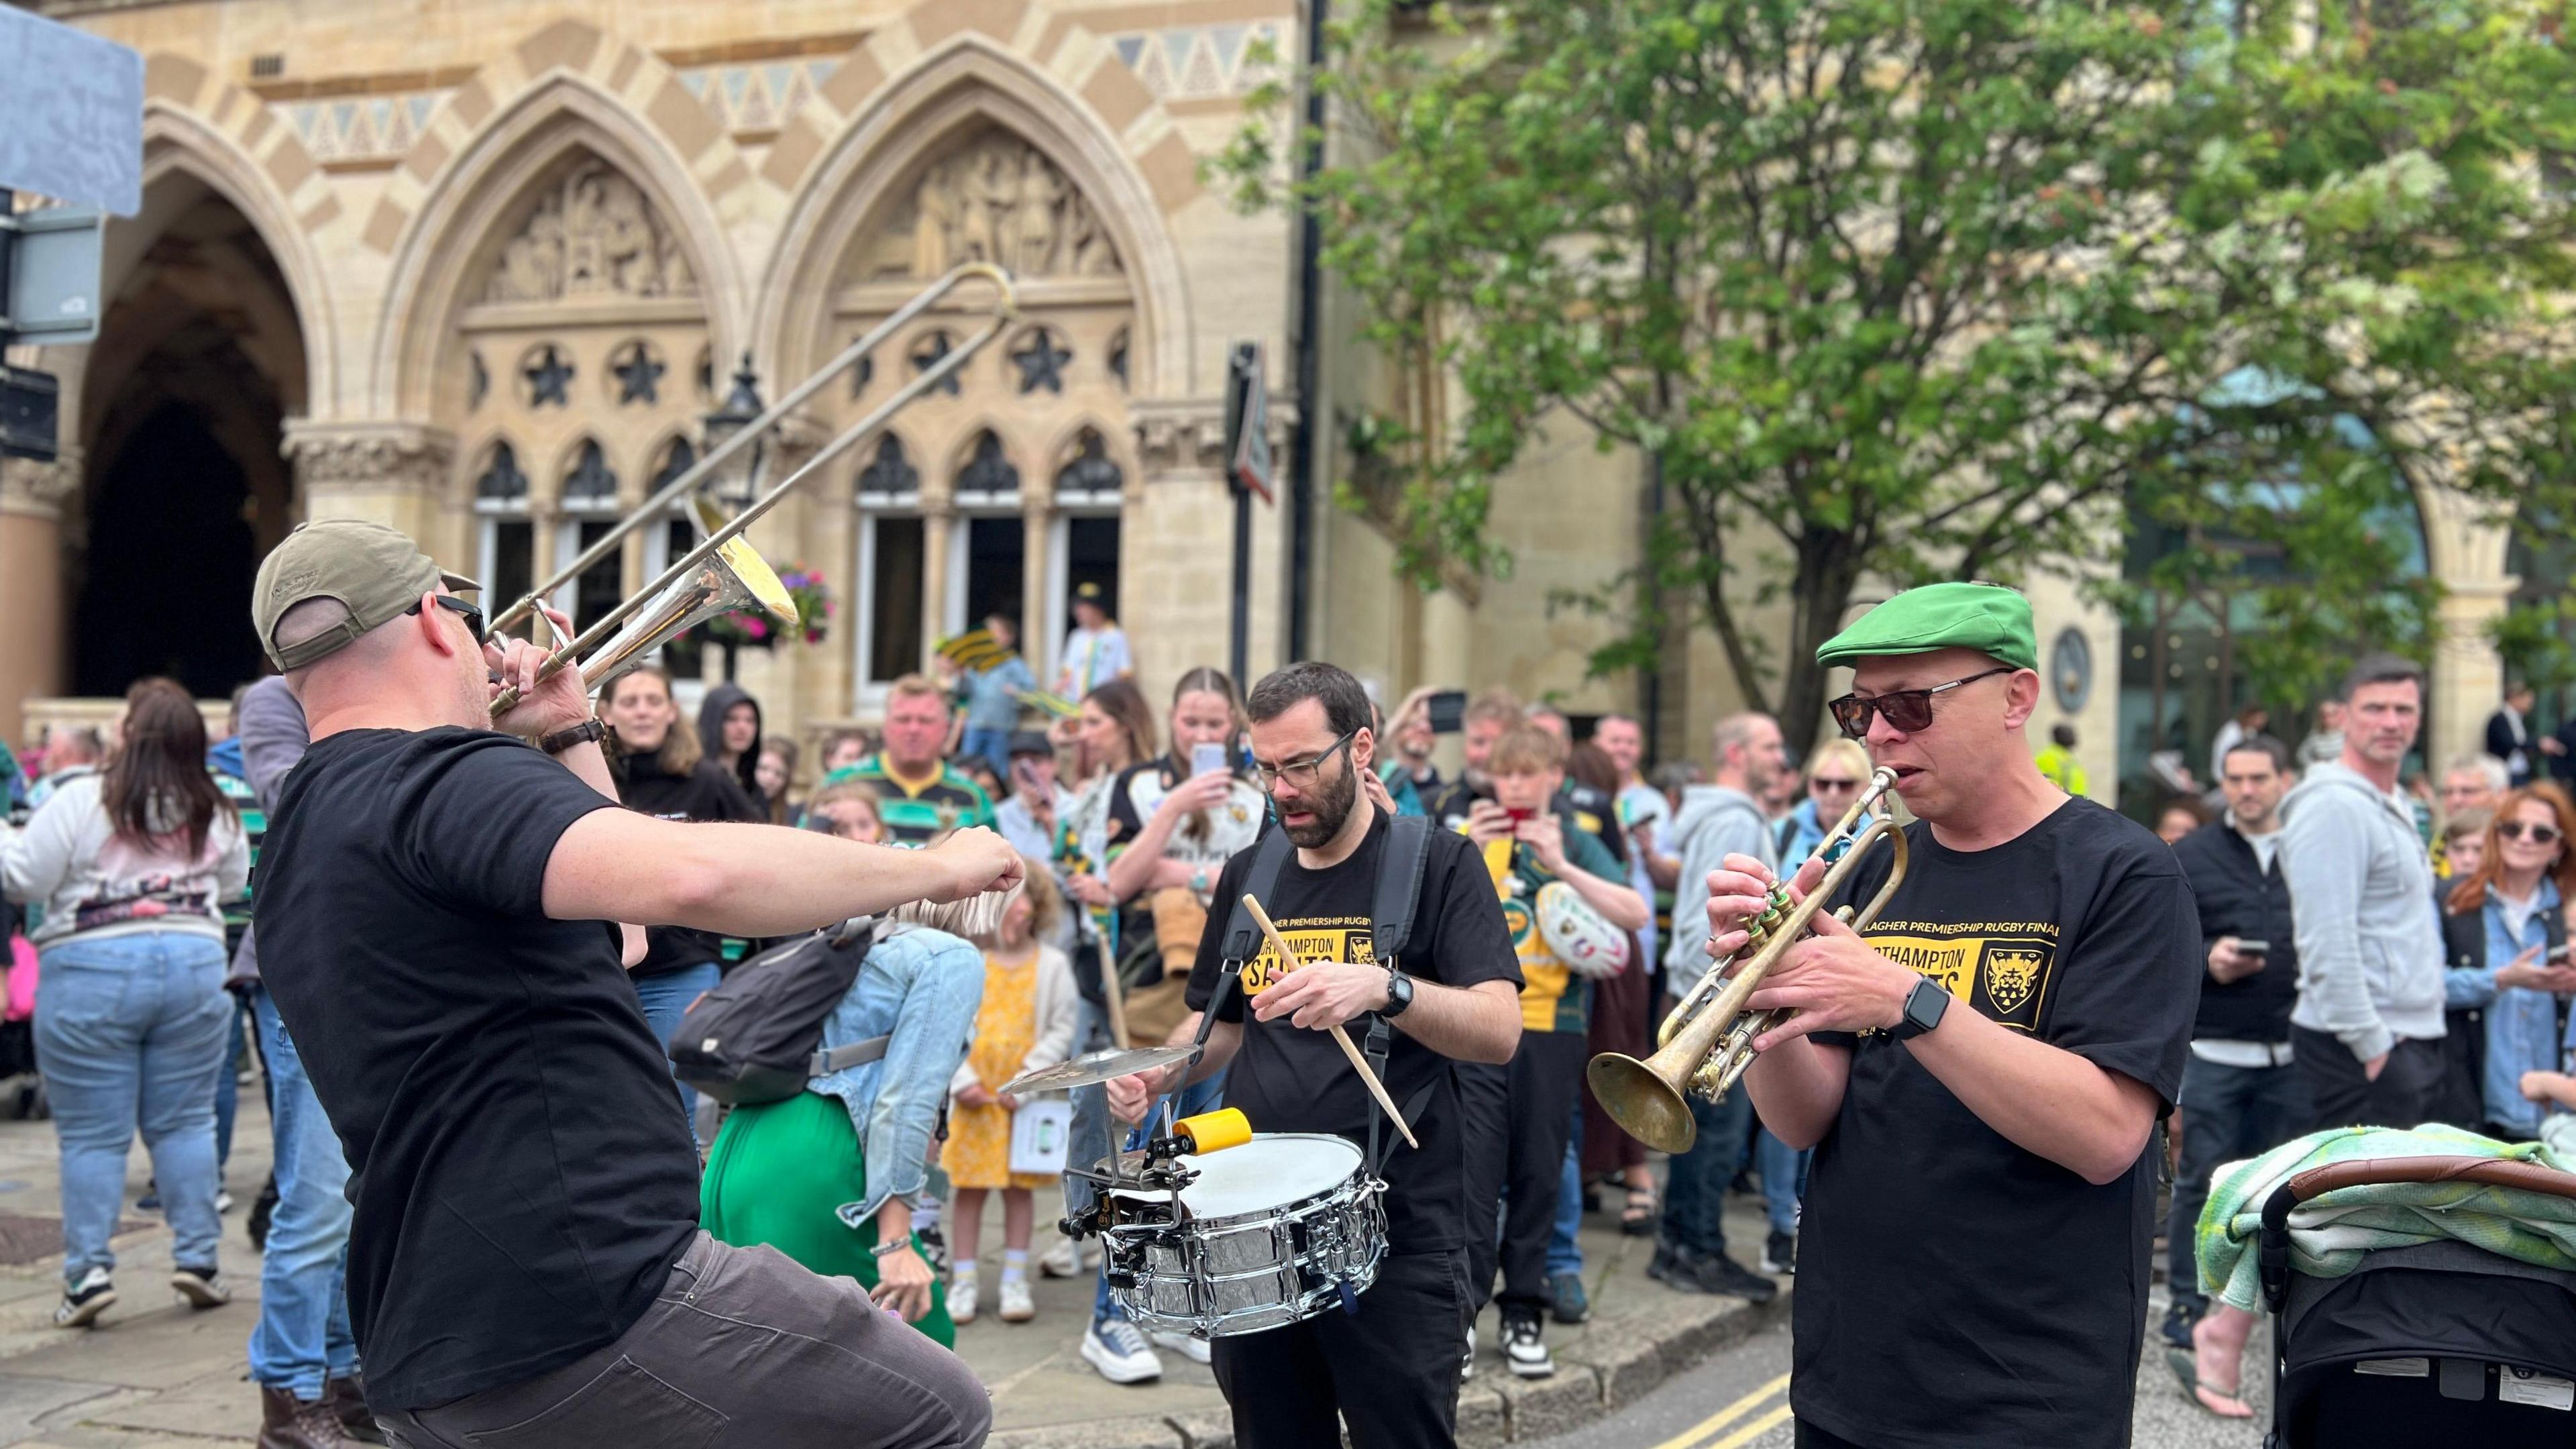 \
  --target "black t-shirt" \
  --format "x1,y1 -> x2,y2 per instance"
611,753 -> 763,978
1793,796 -> 2199,1449
256,728 -> 704,1411
1183,812 -> 1521,1254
